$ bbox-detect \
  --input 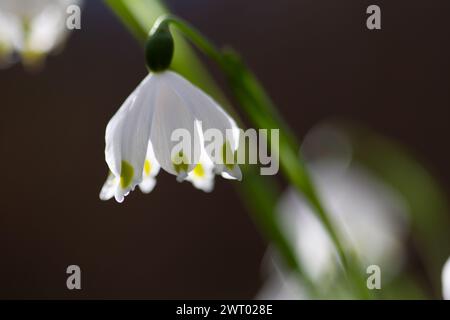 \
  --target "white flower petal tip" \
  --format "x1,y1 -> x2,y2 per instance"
102,70 -> 240,200
138,147 -> 160,194
442,257 -> 450,300
98,175 -> 128,204
176,172 -> 188,183
99,173 -> 116,201
138,177 -> 156,194
187,162 -> 215,192
198,182 -> 214,193
98,161 -> 141,204
114,194 -> 124,204
220,165 -> 242,181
